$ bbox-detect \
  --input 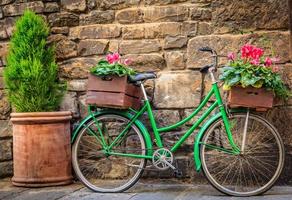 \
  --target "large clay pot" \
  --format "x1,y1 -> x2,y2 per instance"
11,111 -> 73,187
